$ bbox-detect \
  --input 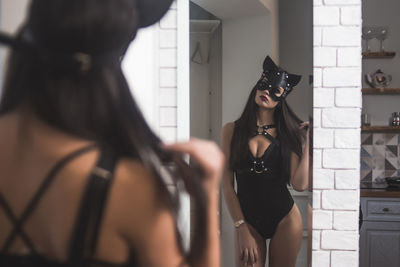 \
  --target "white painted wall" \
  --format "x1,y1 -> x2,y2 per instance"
190,33 -> 212,140
0,0 -> 29,34
123,27 -> 159,132
222,15 -> 275,123
279,0 -> 313,121
362,0 -> 400,126
0,0 -> 29,87
279,2 -> 313,266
